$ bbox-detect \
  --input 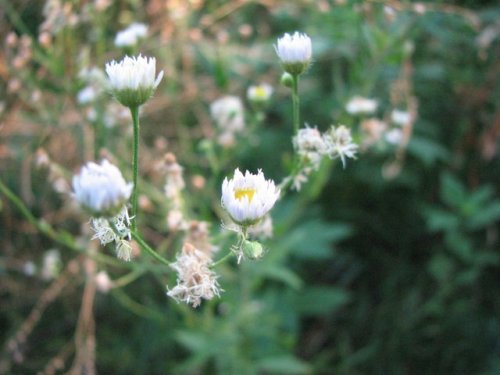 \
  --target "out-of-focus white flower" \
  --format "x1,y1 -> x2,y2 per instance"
105,54 -> 163,108
73,159 -> 132,217
324,125 -> 358,168
164,153 -> 185,201
41,249 -> 61,281
385,128 -> 403,145
346,96 -> 378,115
167,243 -> 221,308
77,86 -> 97,105
248,215 -> 273,239
247,83 -> 273,104
210,96 -> 245,133
293,125 -> 327,170
275,31 -> 312,75
167,209 -> 186,231
391,109 -> 411,126
114,23 -> 148,47
23,261 -> 36,276
221,169 -> 280,226
95,271 -> 113,293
